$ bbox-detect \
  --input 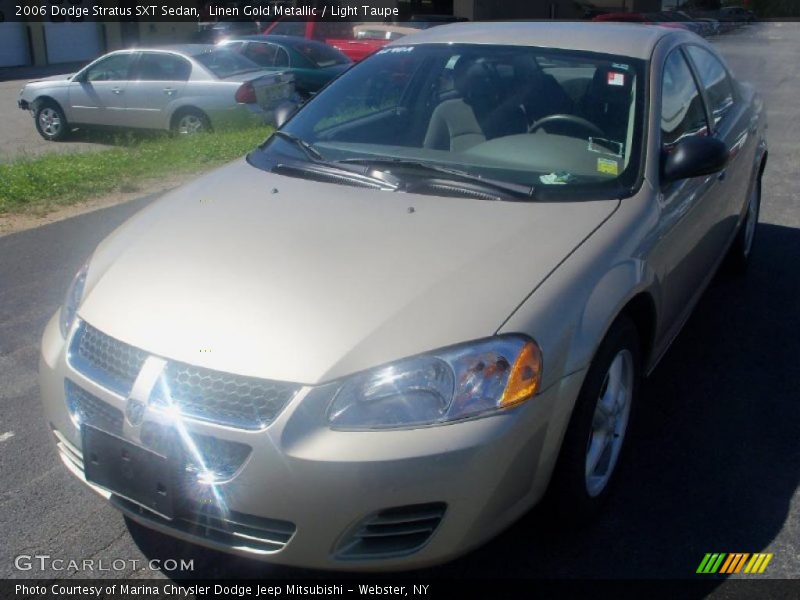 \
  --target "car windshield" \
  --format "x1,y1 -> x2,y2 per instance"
193,48 -> 262,78
253,44 -> 646,199
293,41 -> 350,68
